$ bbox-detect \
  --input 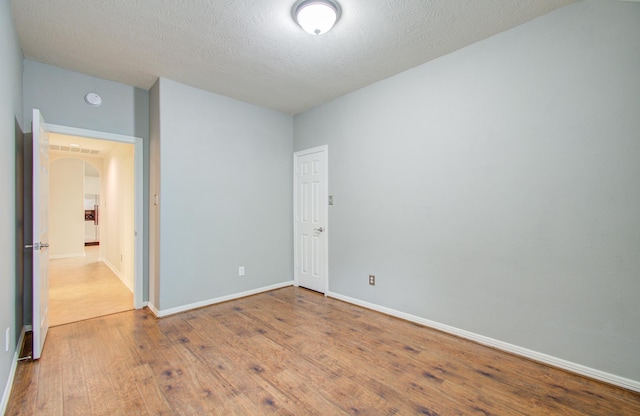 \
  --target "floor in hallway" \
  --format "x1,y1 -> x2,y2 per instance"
49,246 -> 133,326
